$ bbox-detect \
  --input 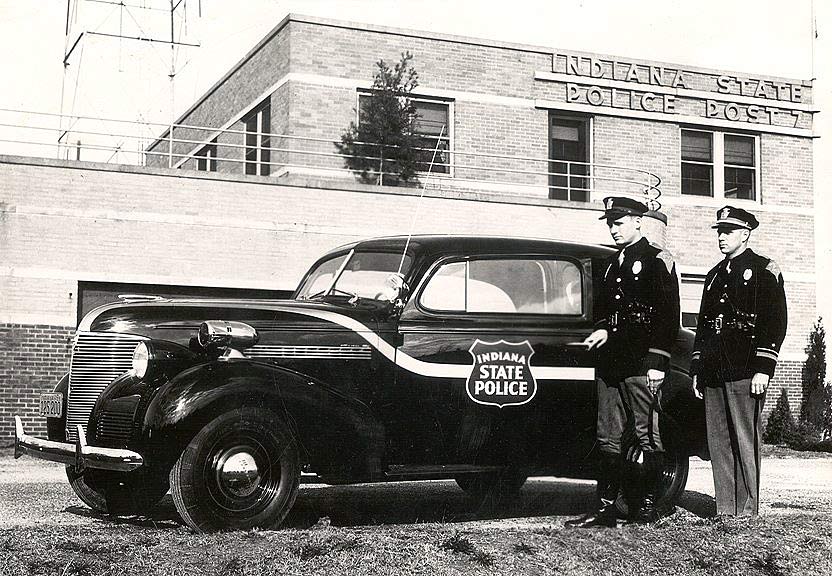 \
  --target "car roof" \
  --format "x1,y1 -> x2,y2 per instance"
324,234 -> 616,259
